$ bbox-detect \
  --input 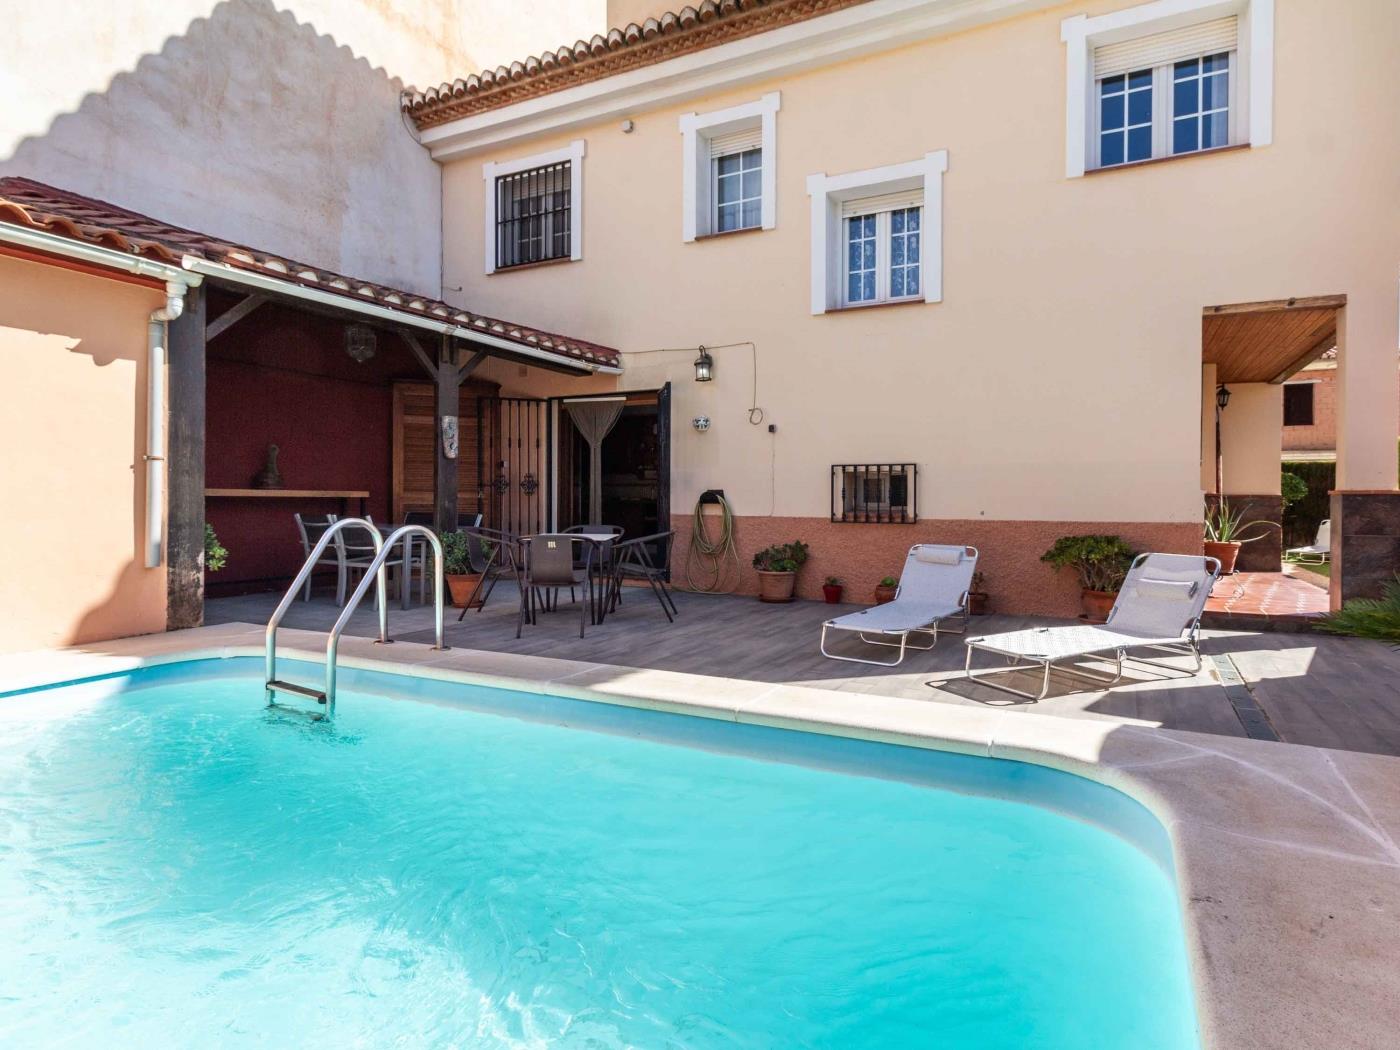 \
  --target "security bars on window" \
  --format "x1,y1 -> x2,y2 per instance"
496,161 -> 571,269
832,464 -> 917,524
